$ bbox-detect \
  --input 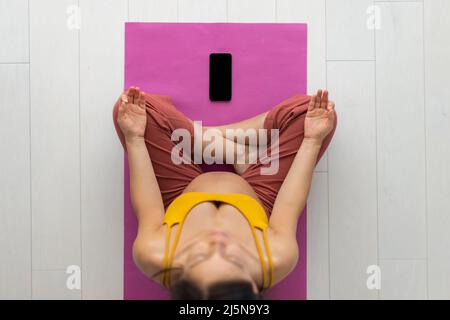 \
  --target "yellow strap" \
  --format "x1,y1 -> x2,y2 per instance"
262,229 -> 273,289
166,223 -> 184,288
162,225 -> 172,287
250,227 -> 267,289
